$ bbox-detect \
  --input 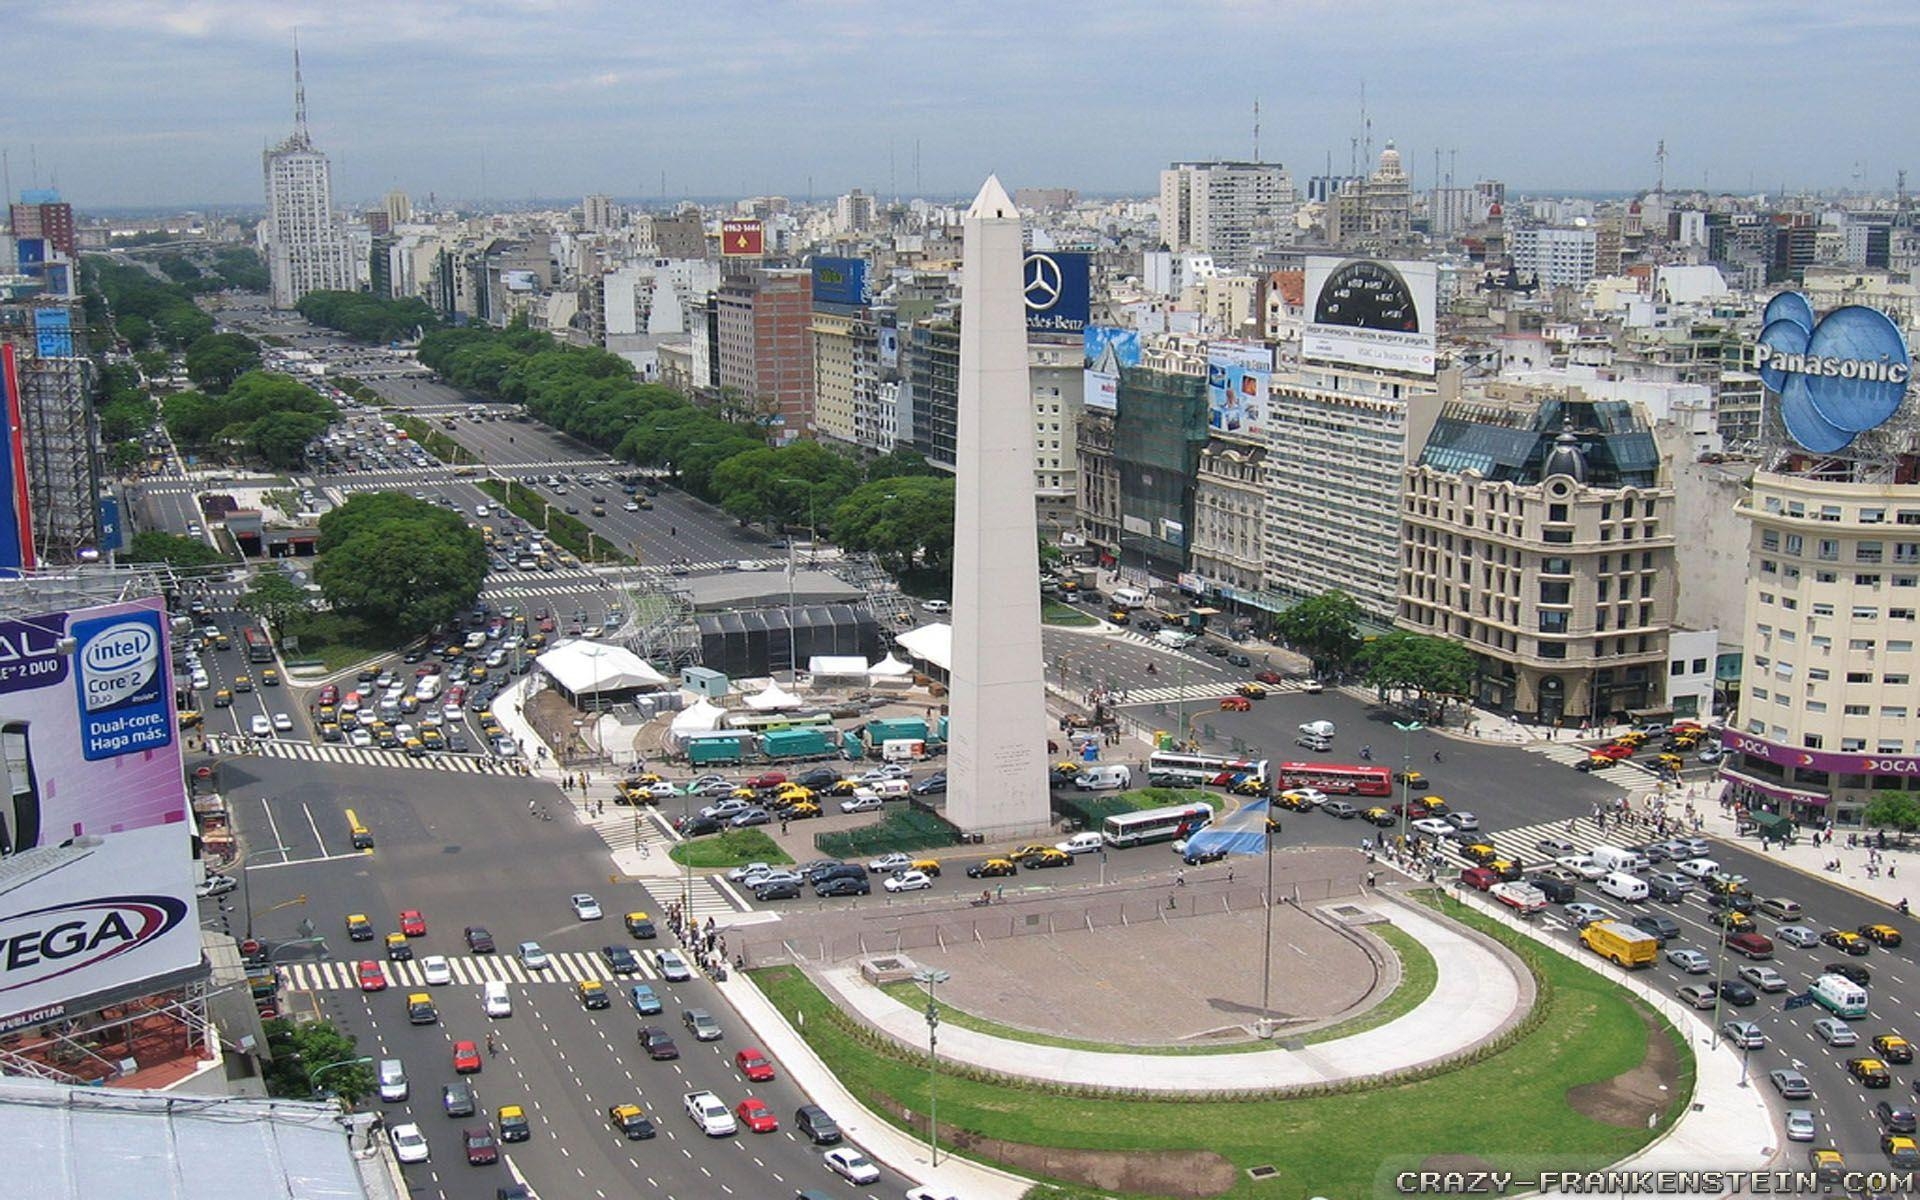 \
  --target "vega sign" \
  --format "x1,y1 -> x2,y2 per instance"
1757,292 -> 1912,453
